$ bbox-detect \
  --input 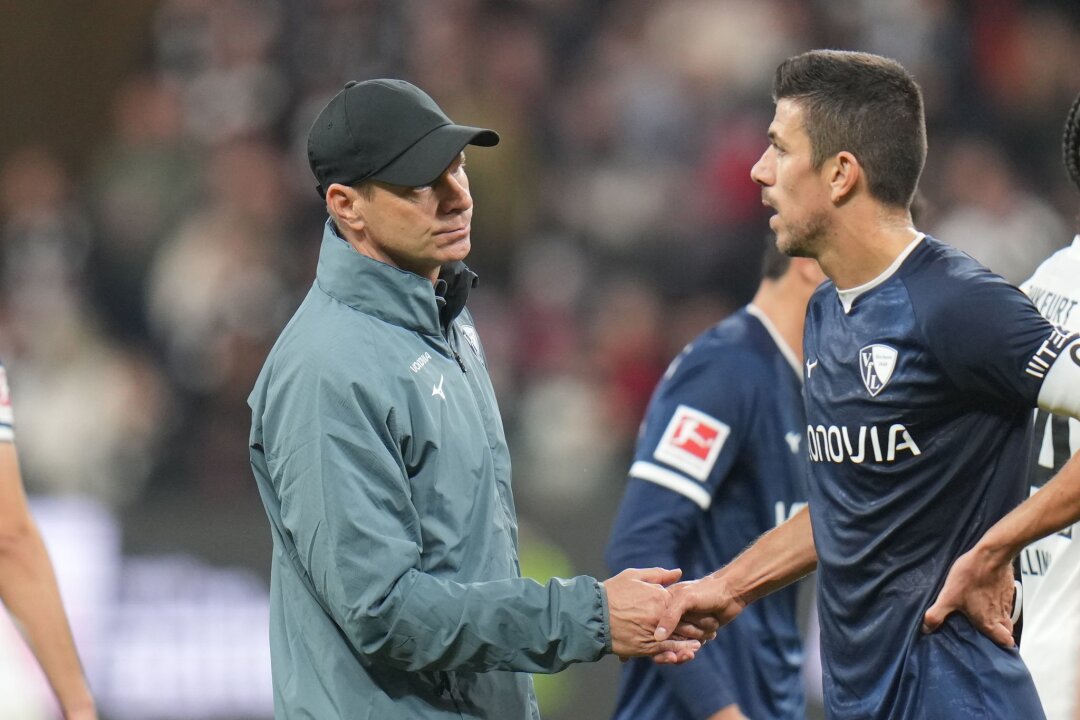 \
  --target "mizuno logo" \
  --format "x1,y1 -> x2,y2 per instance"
806,358 -> 818,377
432,375 -> 446,401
